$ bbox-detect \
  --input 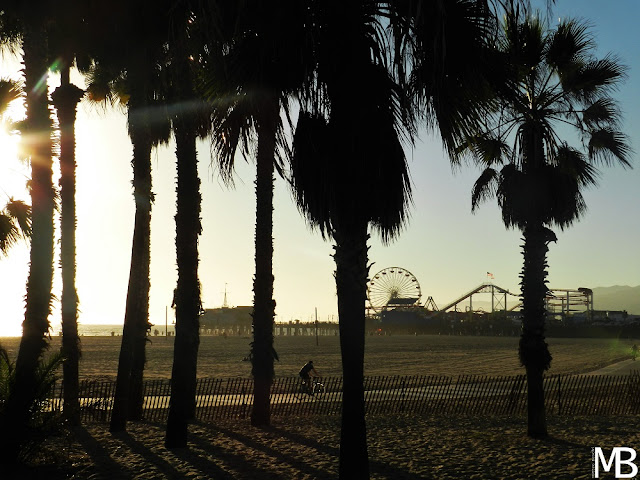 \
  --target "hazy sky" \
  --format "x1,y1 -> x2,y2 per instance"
1,1 -> 638,336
